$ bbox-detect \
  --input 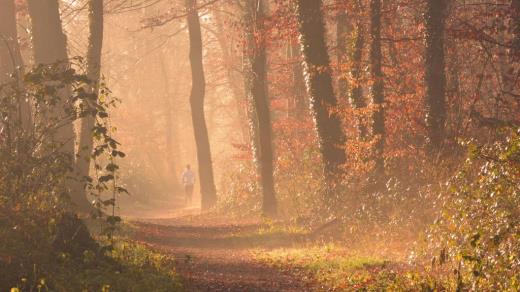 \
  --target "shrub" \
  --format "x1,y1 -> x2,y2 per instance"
430,128 -> 520,291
